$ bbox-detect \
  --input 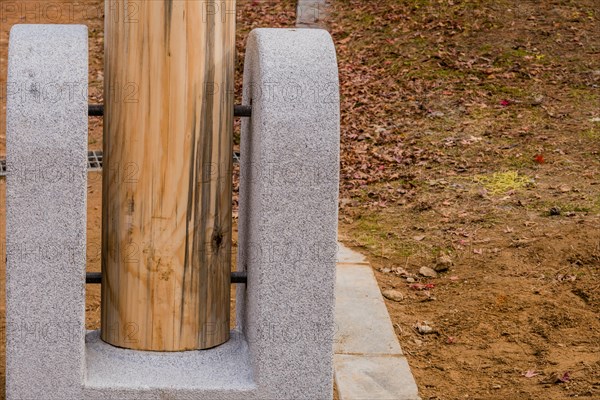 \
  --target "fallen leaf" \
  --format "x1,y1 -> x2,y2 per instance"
555,371 -> 571,383
522,370 -> 540,378
556,274 -> 576,282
